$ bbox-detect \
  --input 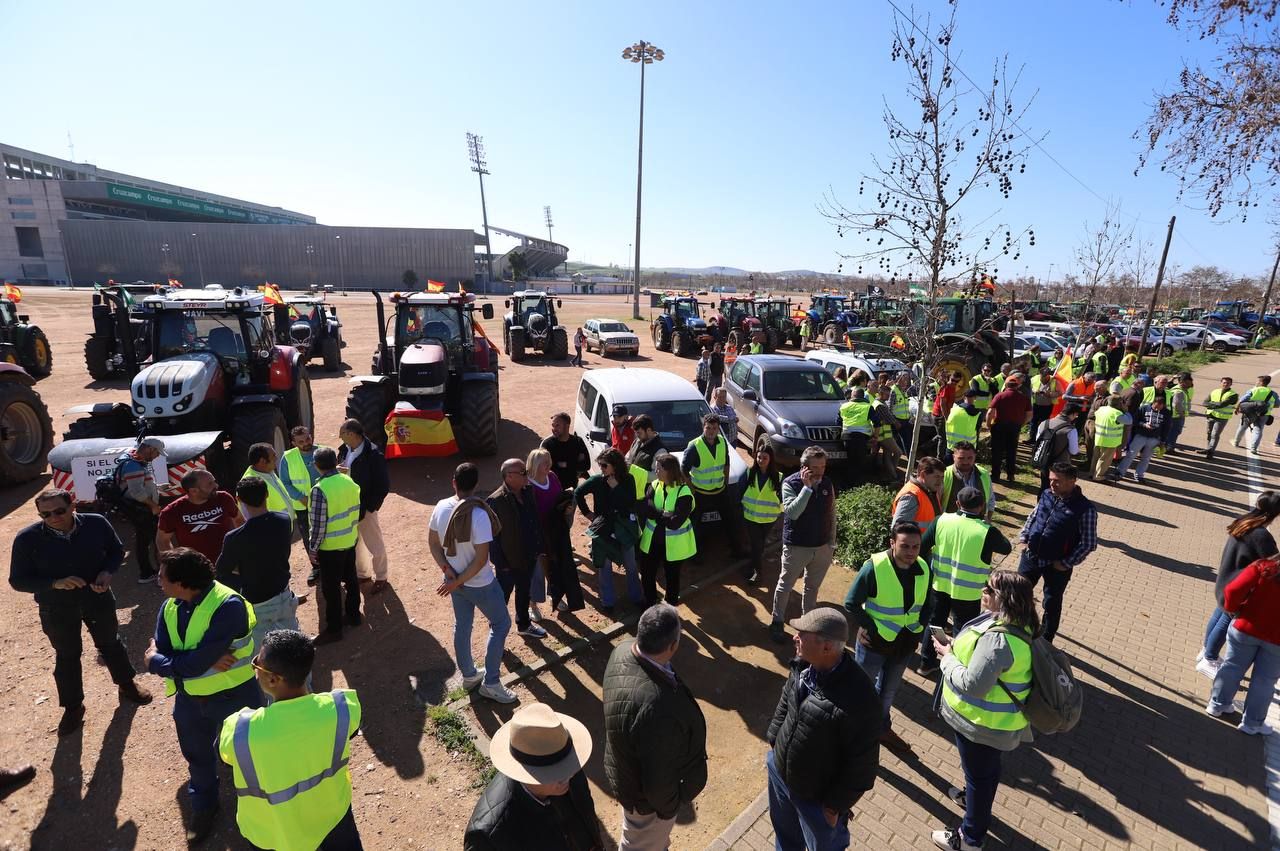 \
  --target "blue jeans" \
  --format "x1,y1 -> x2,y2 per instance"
1210,625 -> 1280,727
854,642 -> 910,731
1165,416 -> 1185,450
765,749 -> 850,851
450,579 -> 511,687
594,546 -> 643,608
955,731 -> 1002,847
1113,433 -> 1160,479
174,678 -> 263,812
1203,607 -> 1231,661
1235,417 -> 1265,451
1018,552 -> 1073,641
